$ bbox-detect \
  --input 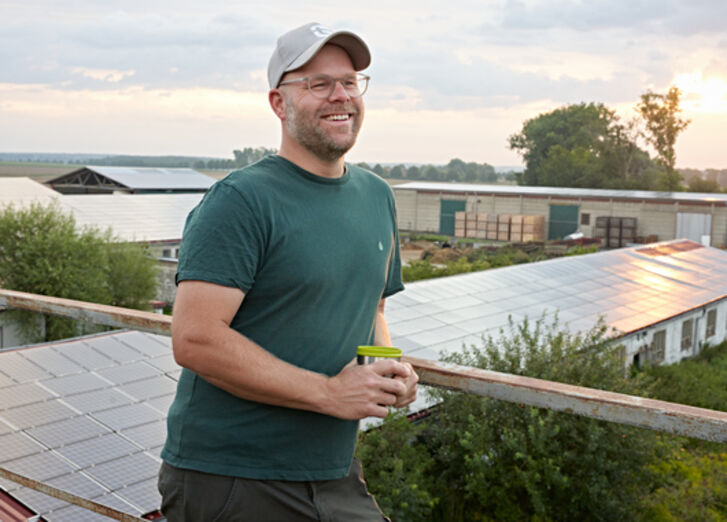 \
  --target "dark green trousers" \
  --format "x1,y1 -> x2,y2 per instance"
158,459 -> 390,522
